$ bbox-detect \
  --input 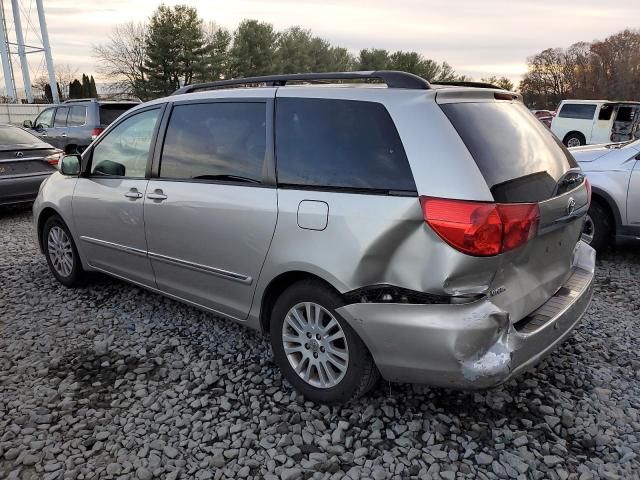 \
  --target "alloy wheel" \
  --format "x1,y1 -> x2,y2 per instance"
47,226 -> 74,277
281,302 -> 349,389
